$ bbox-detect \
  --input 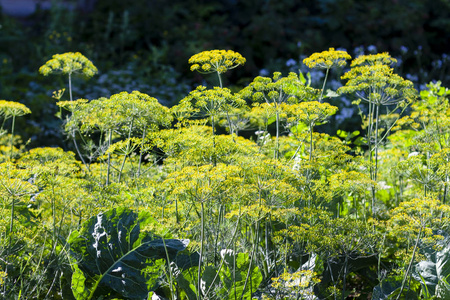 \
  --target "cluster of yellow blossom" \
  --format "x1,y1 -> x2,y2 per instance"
351,52 -> 397,67
283,101 -> 338,127
338,61 -> 416,105
189,50 -> 246,74
56,98 -> 89,112
39,52 -> 98,77
0,100 -> 31,118
271,269 -> 320,294
303,47 -> 352,69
